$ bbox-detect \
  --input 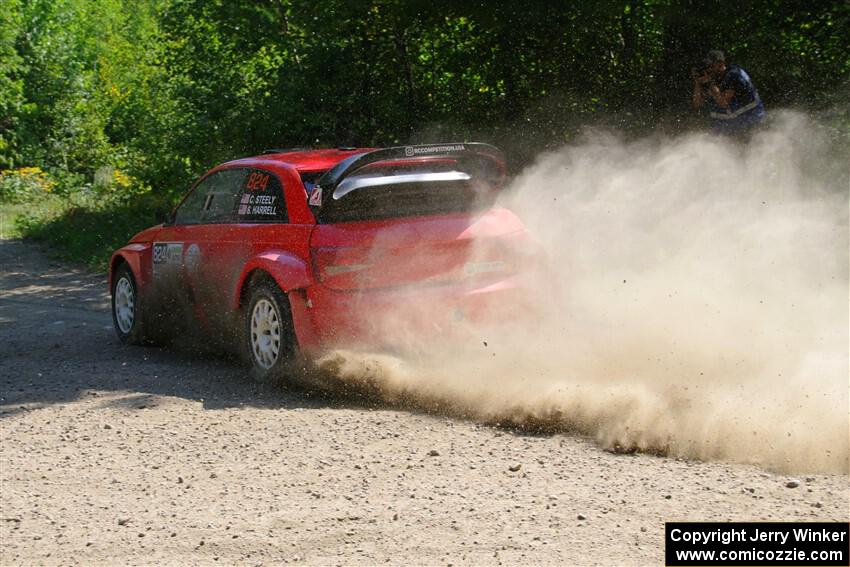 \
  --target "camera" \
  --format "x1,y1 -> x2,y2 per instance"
691,64 -> 710,80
